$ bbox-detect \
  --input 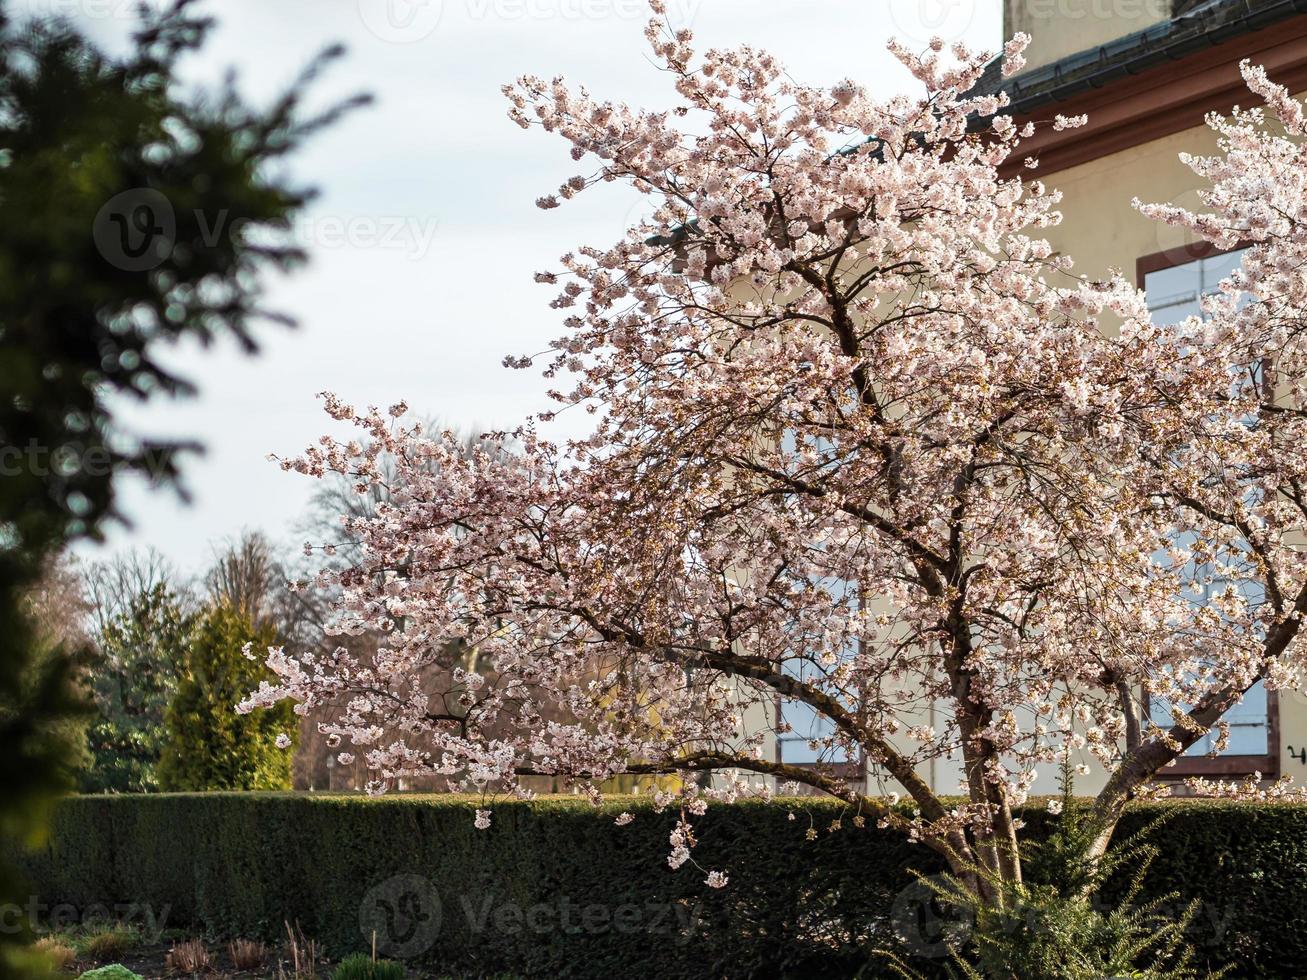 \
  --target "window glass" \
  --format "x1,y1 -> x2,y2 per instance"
1145,249 -> 1246,326
777,577 -> 856,764
1144,248 -> 1267,757
772,431 -> 856,764
777,694 -> 840,763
